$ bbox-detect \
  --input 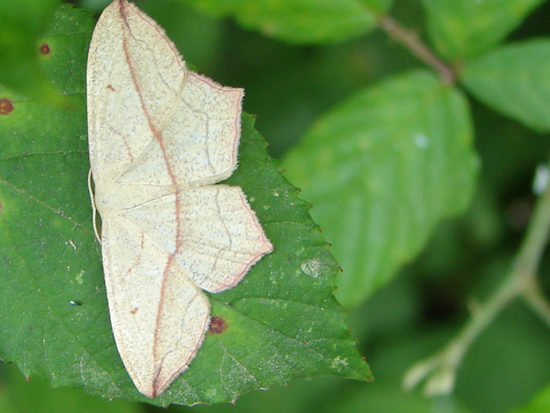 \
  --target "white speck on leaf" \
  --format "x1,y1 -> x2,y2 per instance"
331,356 -> 349,370
301,259 -> 330,278
75,270 -> 85,285
413,133 -> 429,148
